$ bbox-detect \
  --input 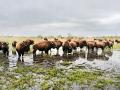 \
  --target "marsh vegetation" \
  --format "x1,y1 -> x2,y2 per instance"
0,36 -> 120,90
